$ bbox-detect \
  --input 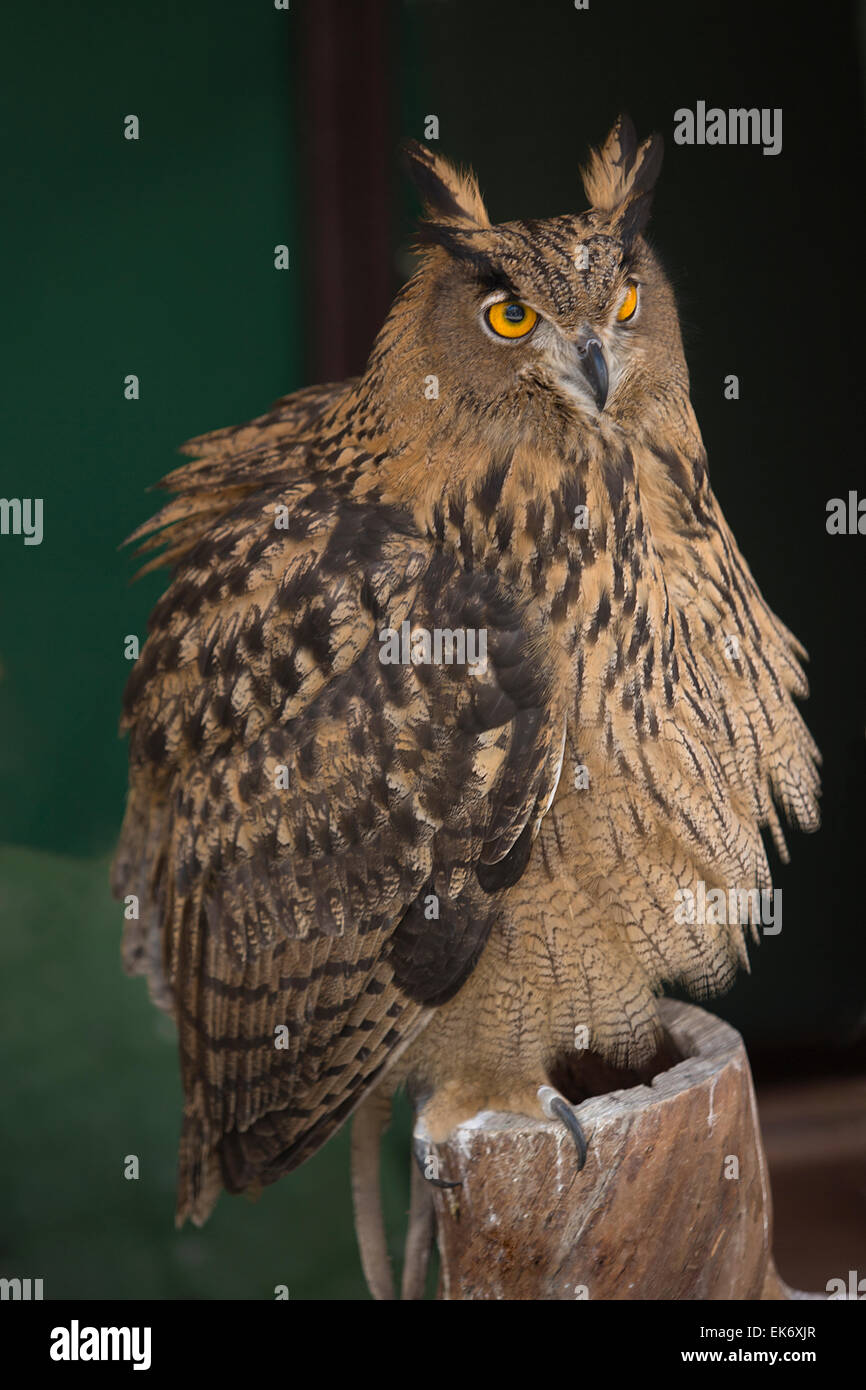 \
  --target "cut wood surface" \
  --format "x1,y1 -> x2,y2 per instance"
423,1000 -> 821,1300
